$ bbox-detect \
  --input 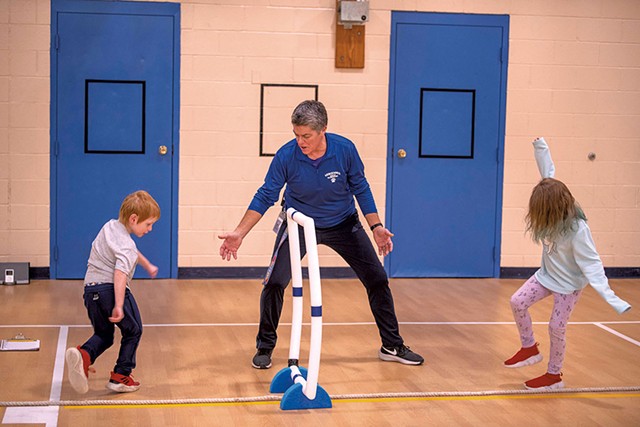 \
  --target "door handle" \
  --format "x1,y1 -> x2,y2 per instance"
158,145 -> 168,155
397,148 -> 407,158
